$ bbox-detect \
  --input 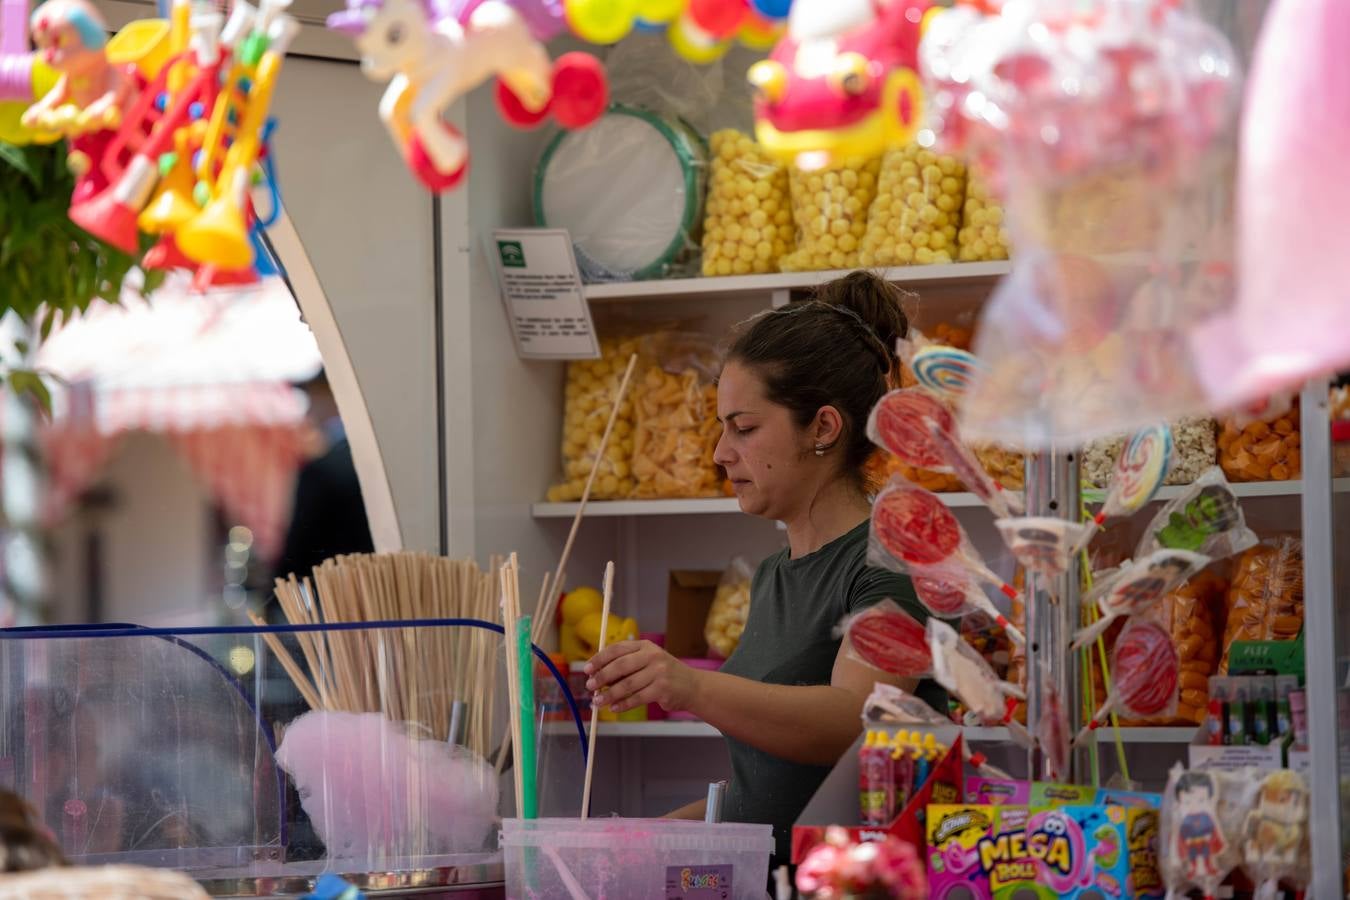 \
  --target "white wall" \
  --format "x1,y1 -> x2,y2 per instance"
48,433 -> 213,625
